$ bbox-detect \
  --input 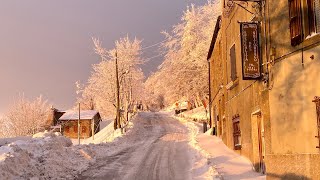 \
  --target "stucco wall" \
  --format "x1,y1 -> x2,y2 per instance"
210,0 -> 320,177
215,4 -> 271,164
268,0 -> 320,154
266,0 -> 320,178
266,154 -> 320,180
269,48 -> 320,154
